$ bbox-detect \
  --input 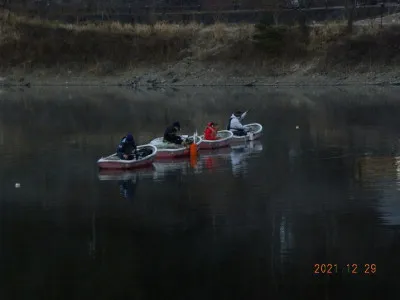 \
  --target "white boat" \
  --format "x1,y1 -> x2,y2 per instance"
150,134 -> 202,159
230,123 -> 263,142
199,130 -> 233,150
97,144 -> 157,170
